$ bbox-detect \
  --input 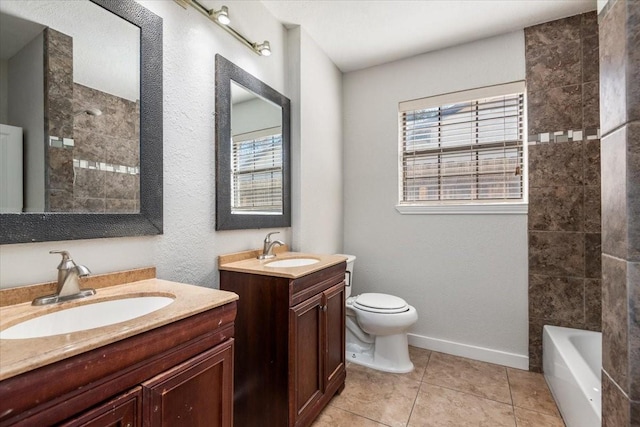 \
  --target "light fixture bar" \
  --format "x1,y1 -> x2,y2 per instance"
174,0 -> 271,57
